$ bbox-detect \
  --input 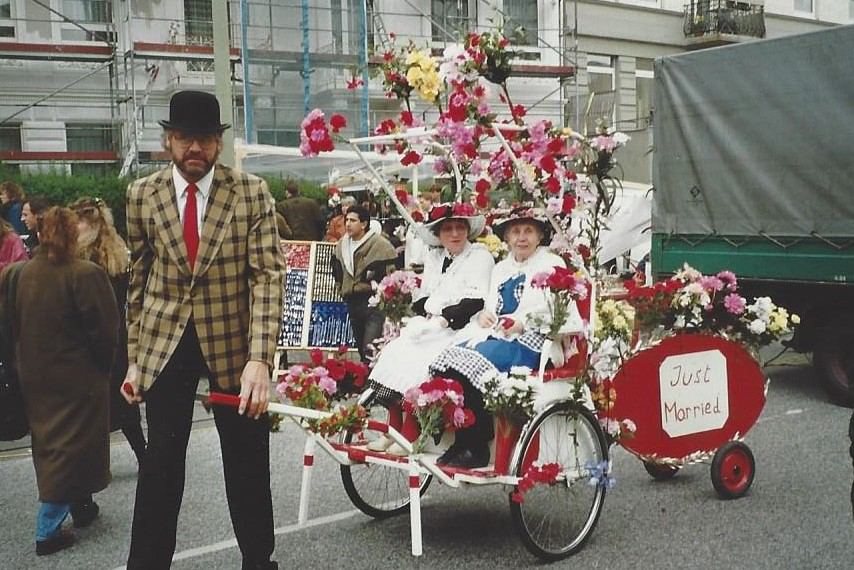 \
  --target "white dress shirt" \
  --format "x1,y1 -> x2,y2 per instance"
172,164 -> 214,237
